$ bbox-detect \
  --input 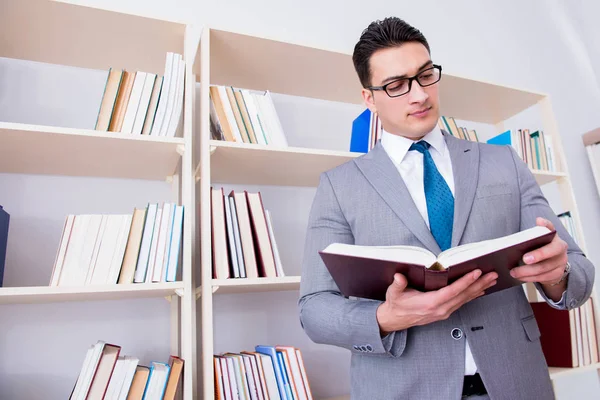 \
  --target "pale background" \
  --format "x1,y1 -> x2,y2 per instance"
1,0 -> 600,398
